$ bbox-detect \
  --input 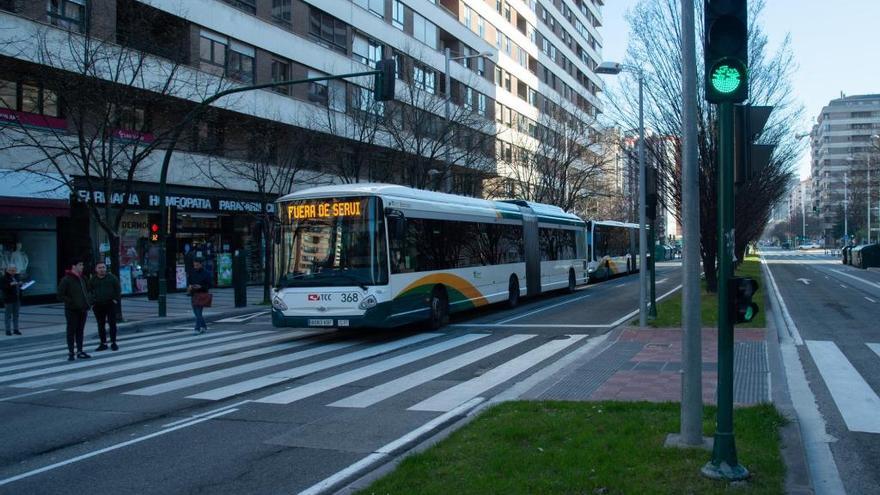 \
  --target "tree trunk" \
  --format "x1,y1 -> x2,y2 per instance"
702,249 -> 718,293
108,233 -> 125,321
262,219 -> 272,305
